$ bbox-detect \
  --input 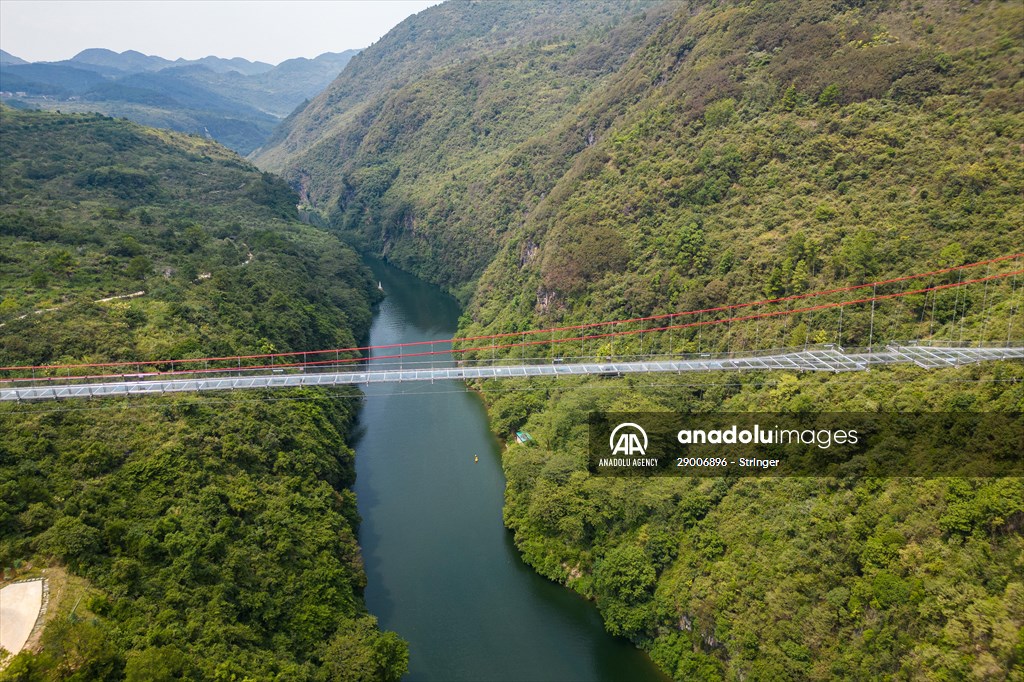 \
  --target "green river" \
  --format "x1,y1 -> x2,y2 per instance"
353,259 -> 668,681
